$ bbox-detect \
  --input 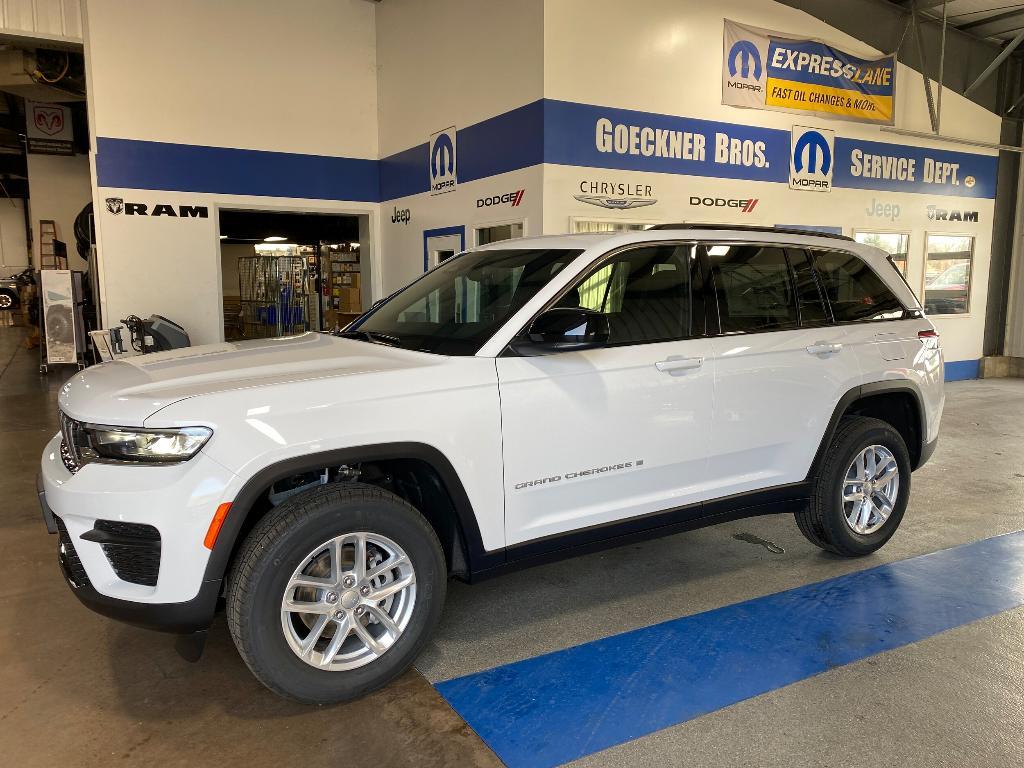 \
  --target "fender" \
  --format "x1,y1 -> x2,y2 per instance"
806,380 -> 927,481
201,442 -> 502,588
